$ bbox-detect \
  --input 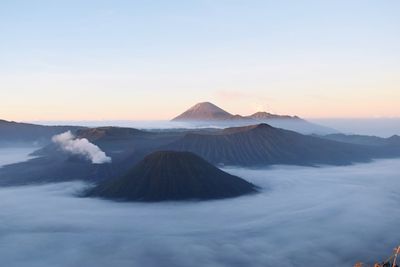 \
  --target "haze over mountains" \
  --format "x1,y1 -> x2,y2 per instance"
172,102 -> 337,134
1,121 -> 399,188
